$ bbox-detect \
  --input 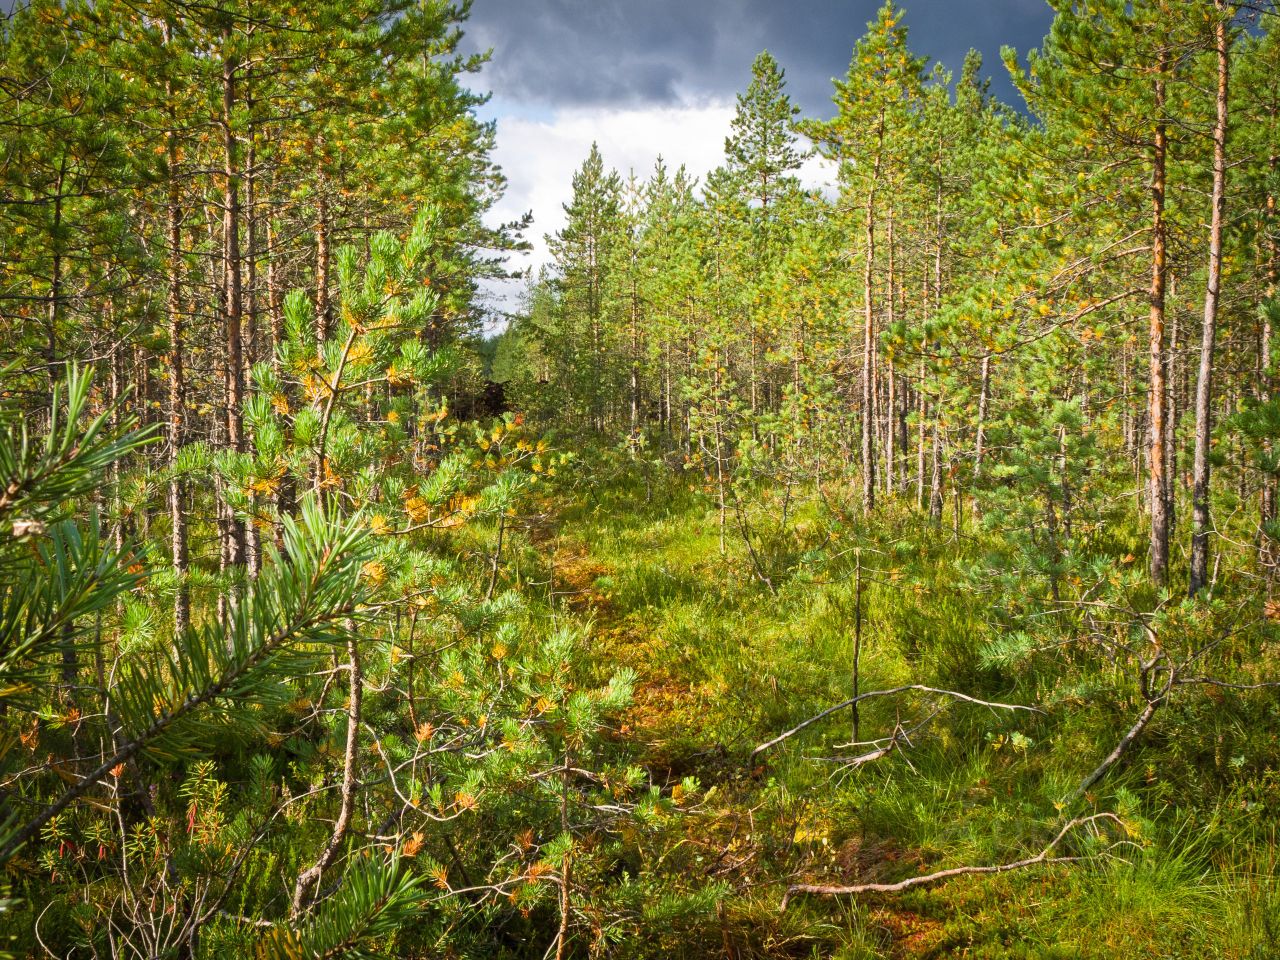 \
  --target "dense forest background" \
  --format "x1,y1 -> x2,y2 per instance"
2,0 -> 1279,957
